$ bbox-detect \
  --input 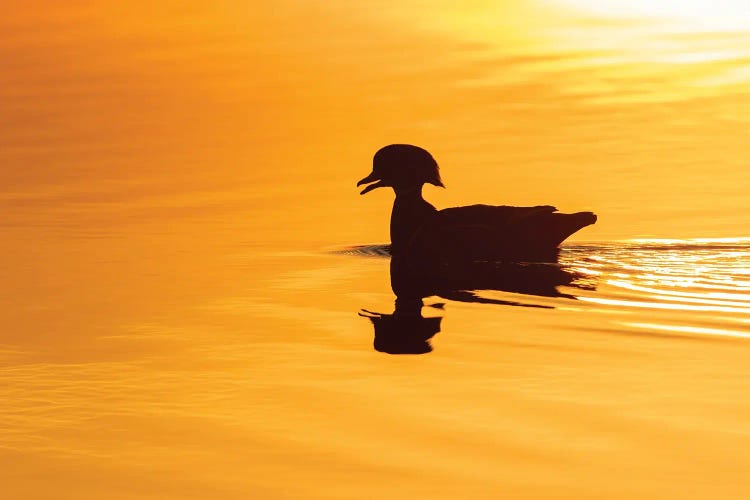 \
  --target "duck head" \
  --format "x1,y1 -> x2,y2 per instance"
357,144 -> 444,195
